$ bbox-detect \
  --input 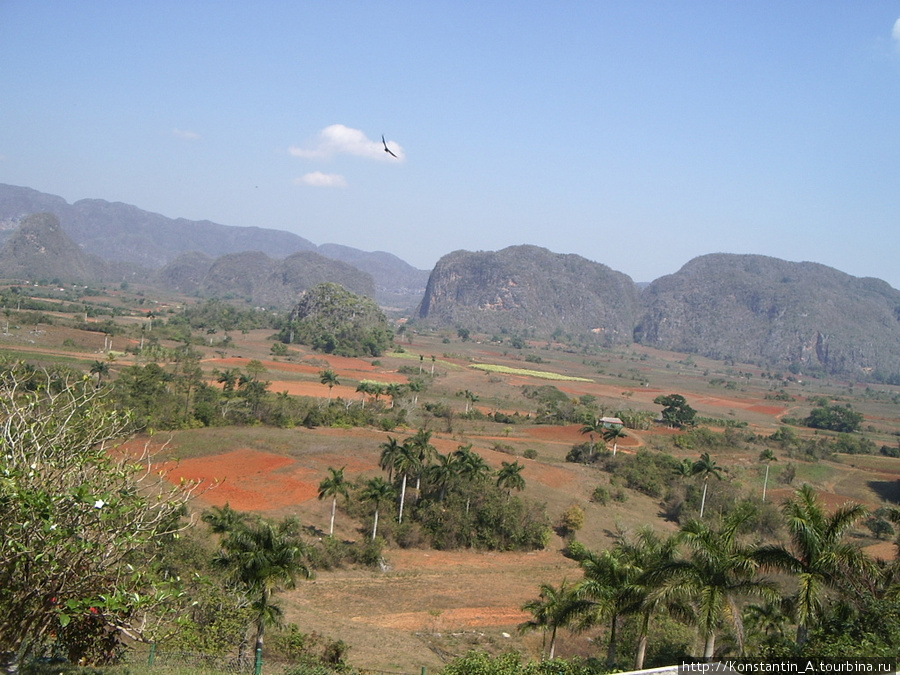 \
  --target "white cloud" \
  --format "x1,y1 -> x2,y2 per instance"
173,128 -> 200,141
289,124 -> 405,162
893,17 -> 900,46
295,172 -> 348,188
